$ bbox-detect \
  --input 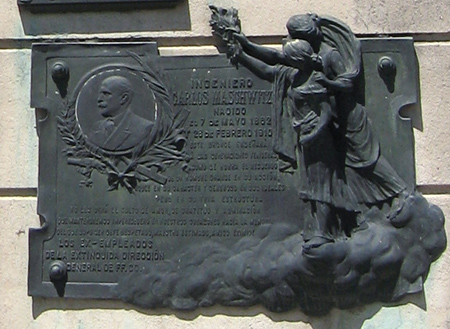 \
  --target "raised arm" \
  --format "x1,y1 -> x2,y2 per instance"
232,43 -> 277,82
234,33 -> 287,66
